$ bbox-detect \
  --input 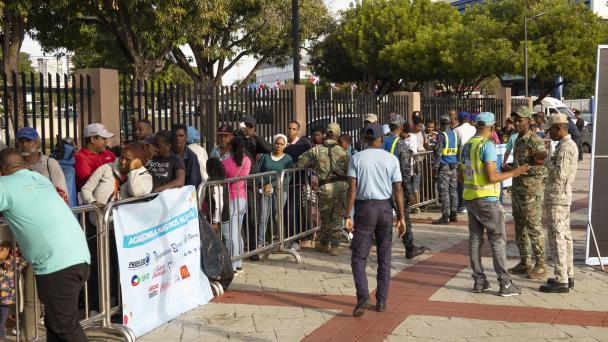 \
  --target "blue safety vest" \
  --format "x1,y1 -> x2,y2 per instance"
384,135 -> 400,156
440,129 -> 458,165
